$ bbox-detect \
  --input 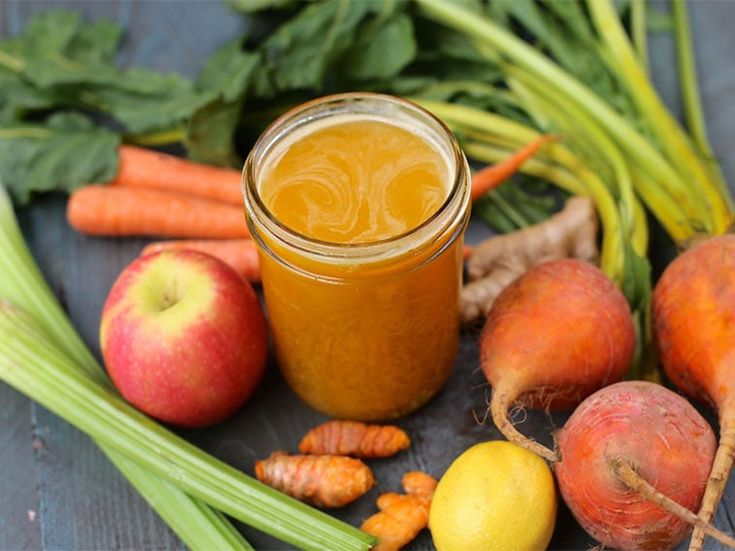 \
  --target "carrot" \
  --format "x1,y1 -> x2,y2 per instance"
462,244 -> 474,261
254,451 -> 374,508
470,135 -> 556,201
483,259 -> 635,462
555,381 -> 735,550
652,235 -> 735,551
141,239 -> 260,283
110,145 -> 243,206
299,420 -> 410,458
67,186 -> 250,239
